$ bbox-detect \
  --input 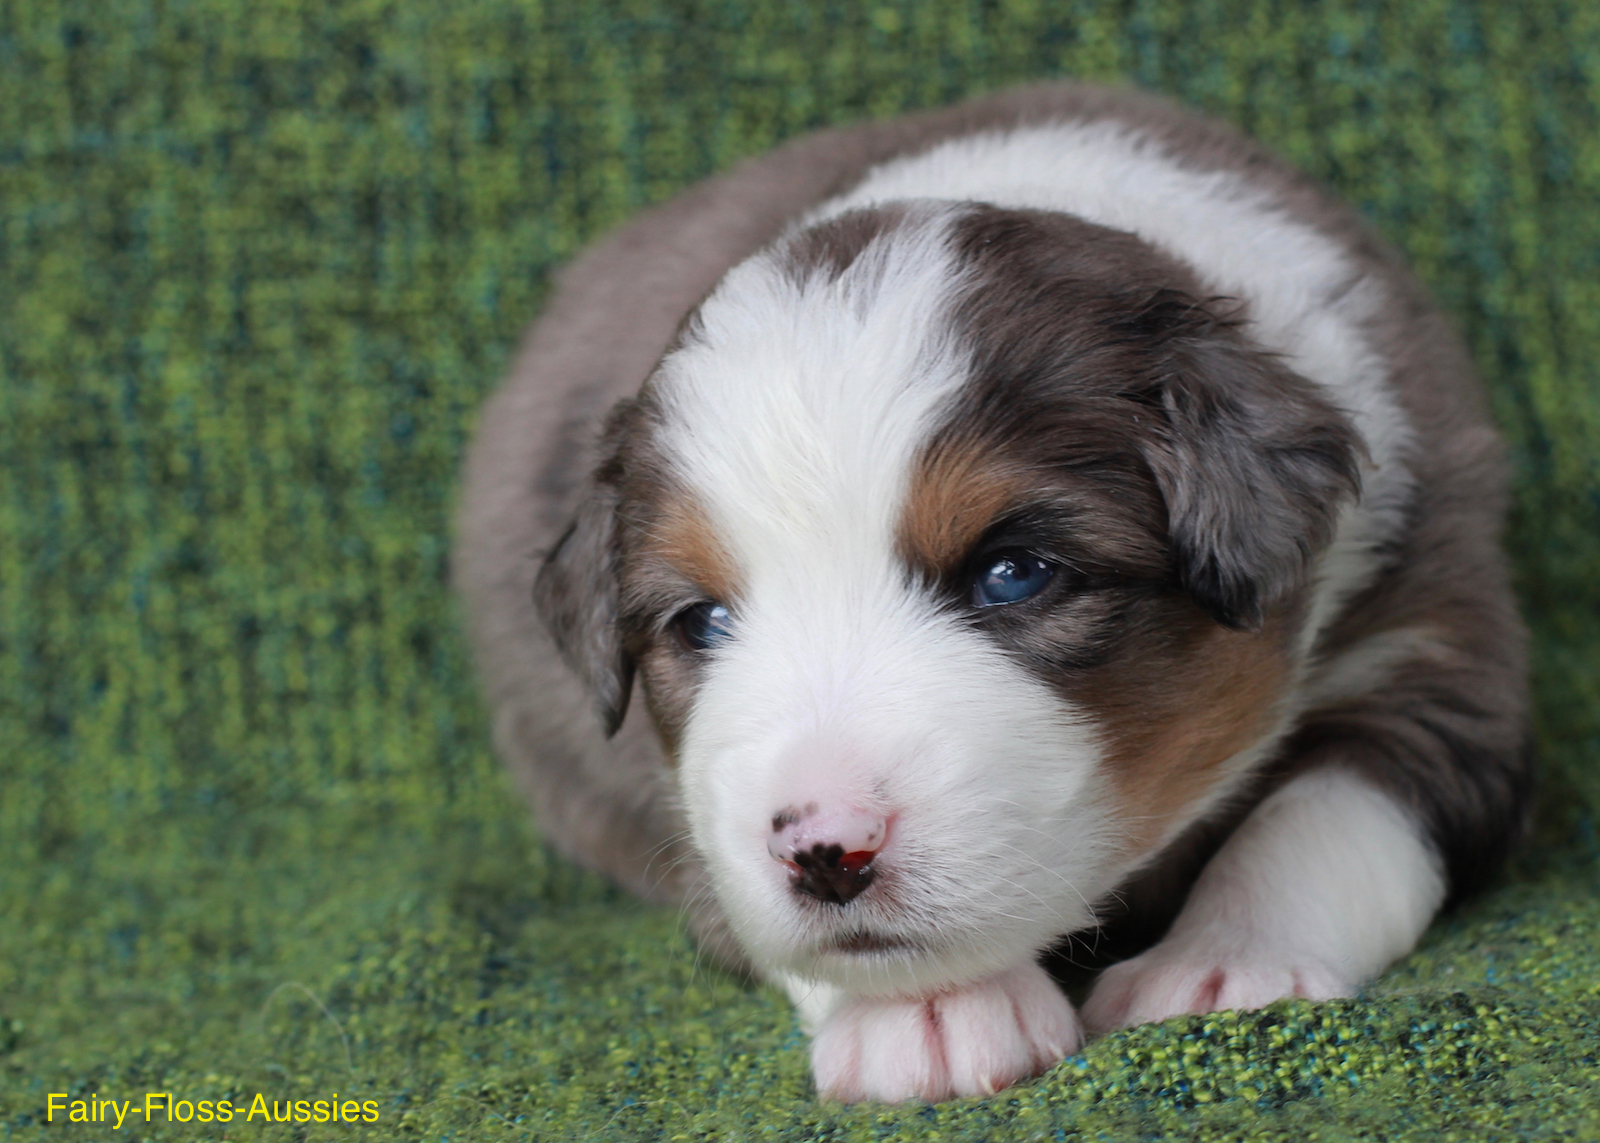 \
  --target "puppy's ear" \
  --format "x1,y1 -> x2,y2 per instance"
533,405 -> 639,737
1134,295 -> 1364,630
